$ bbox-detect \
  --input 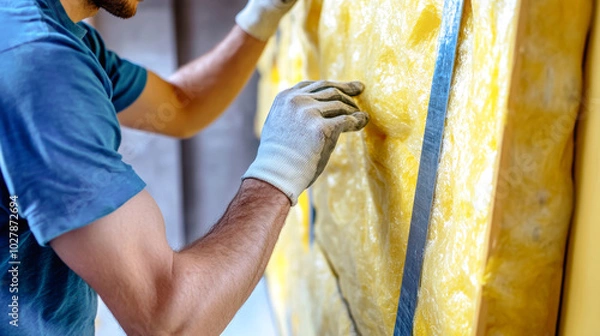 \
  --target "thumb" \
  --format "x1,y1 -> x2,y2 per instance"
326,111 -> 370,133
